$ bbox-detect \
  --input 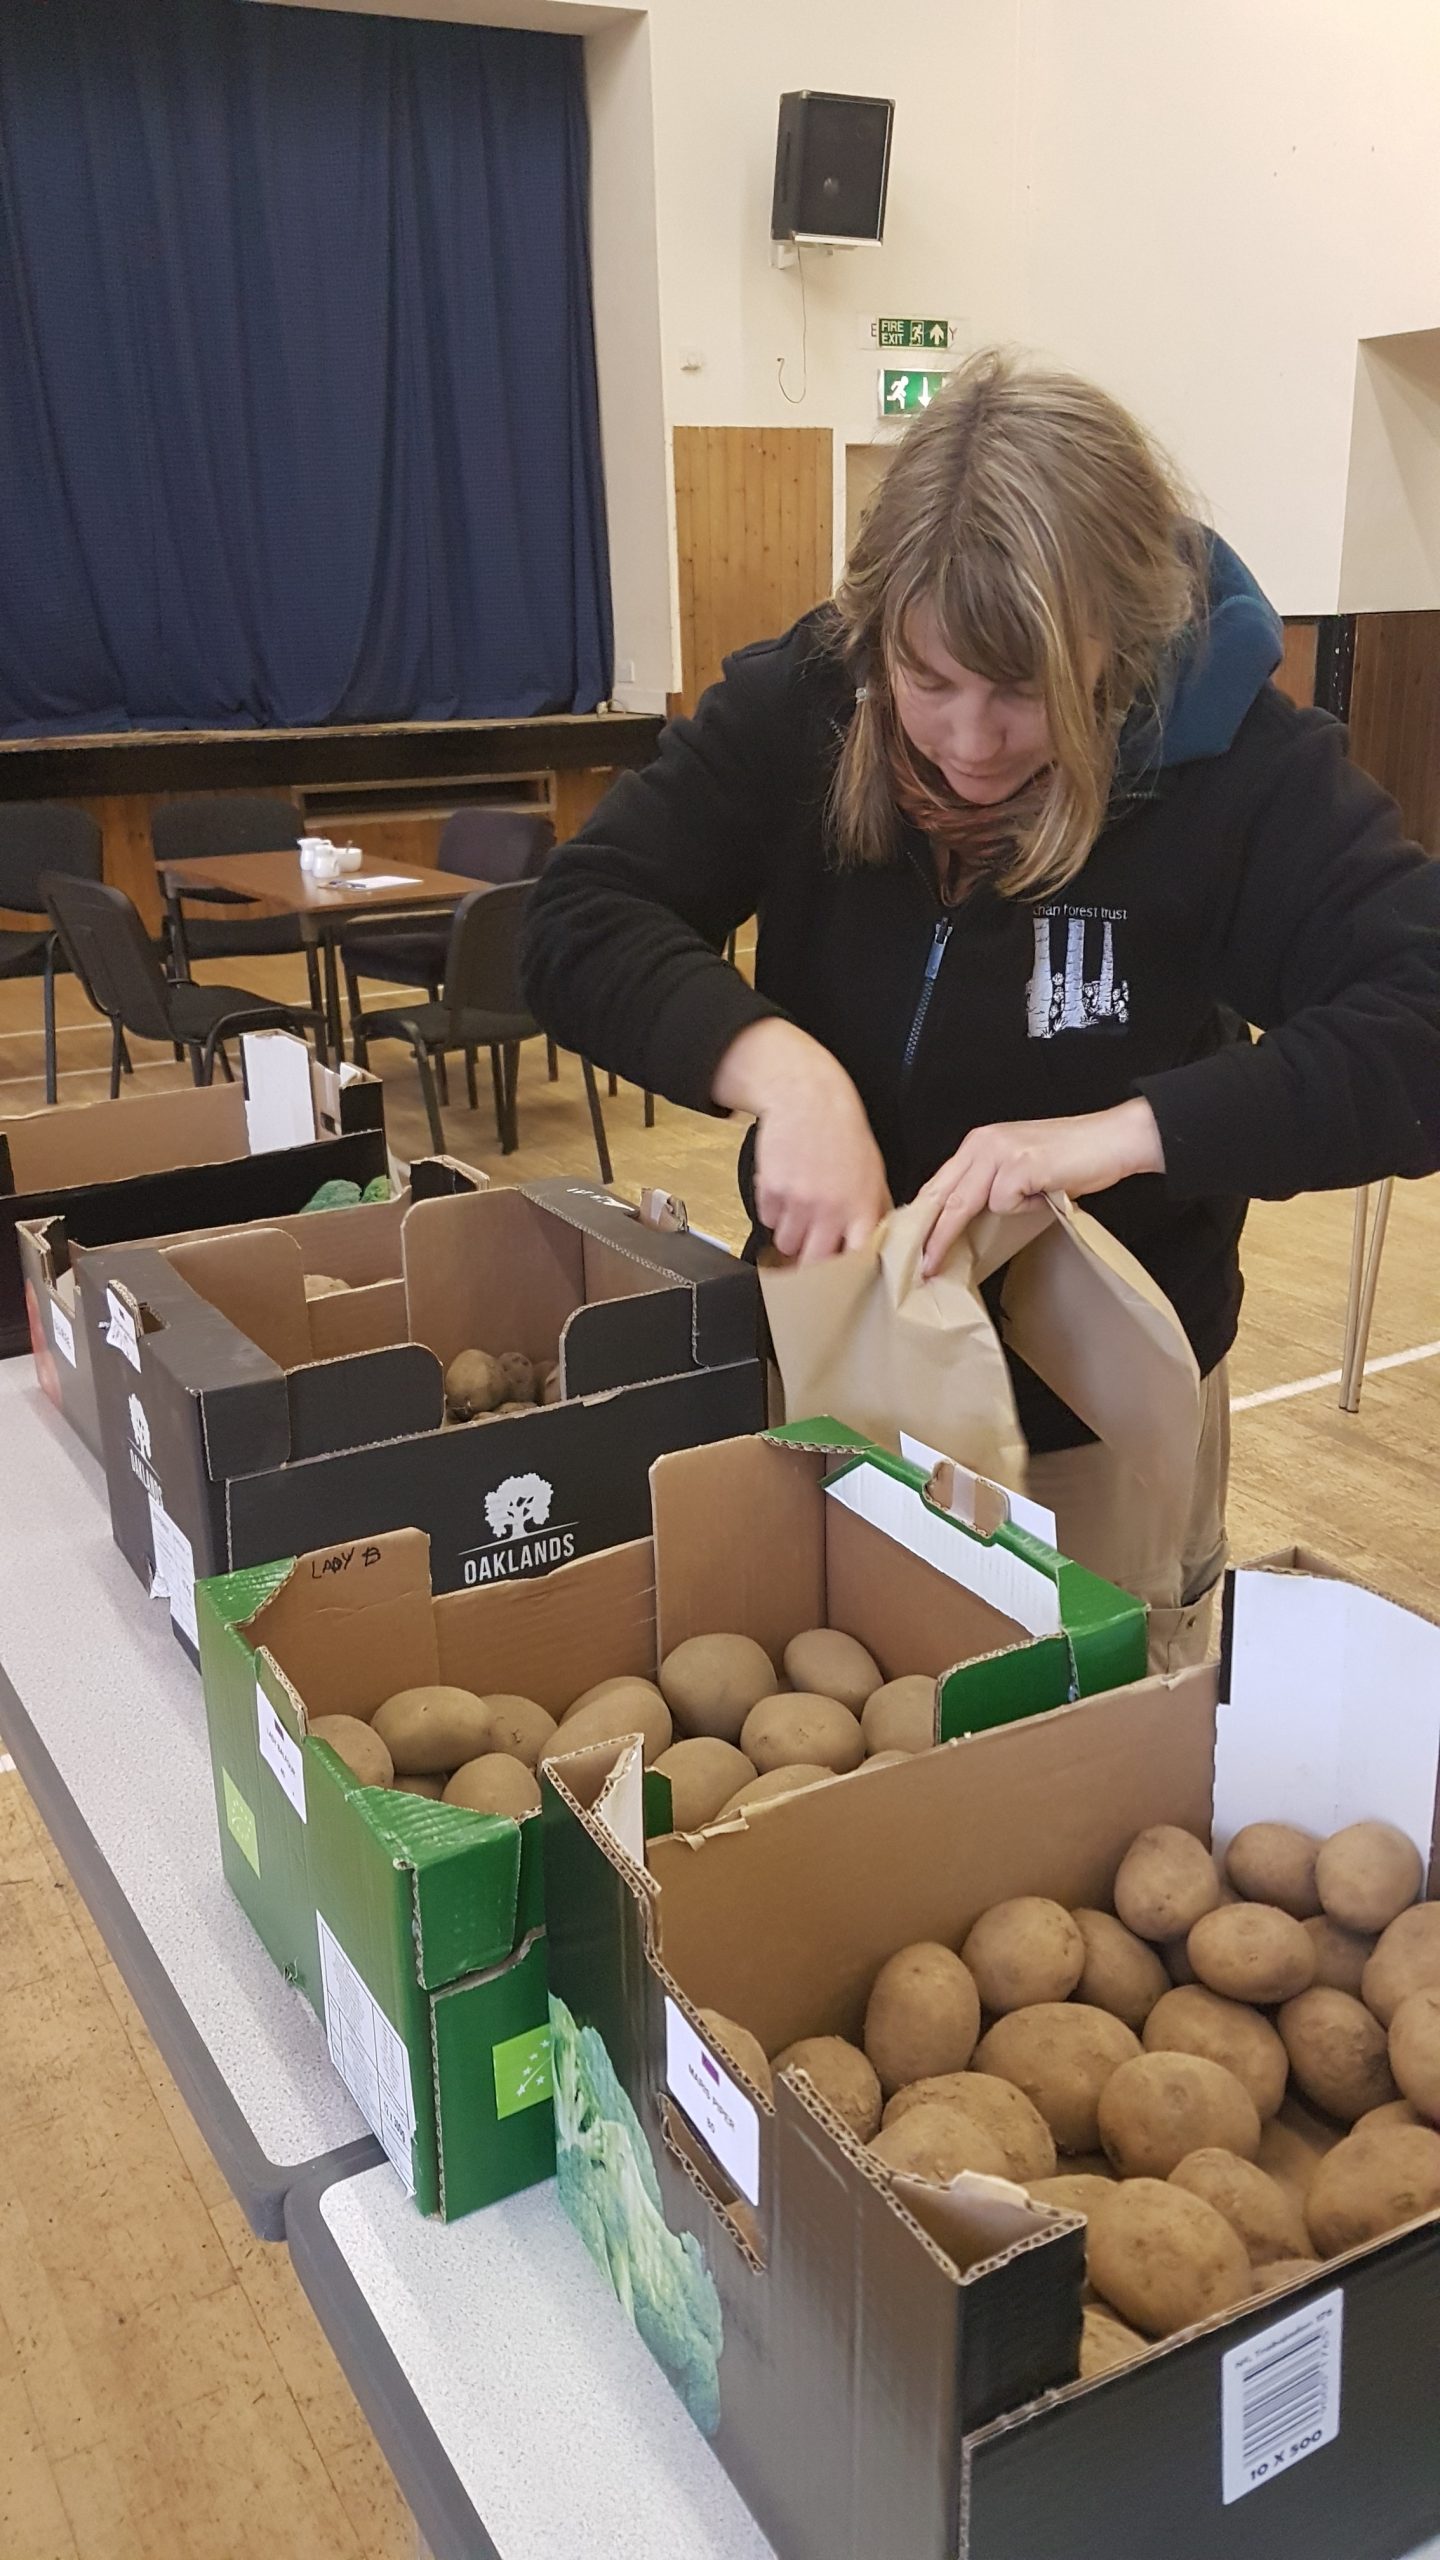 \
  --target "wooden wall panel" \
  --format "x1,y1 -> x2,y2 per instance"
672,426 -> 833,713
1349,611 -> 1440,852
1276,619 -> 1318,709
